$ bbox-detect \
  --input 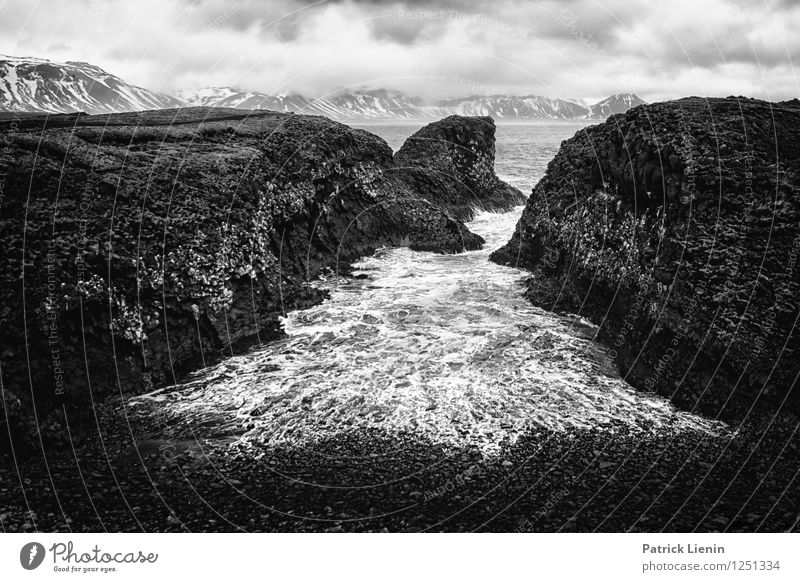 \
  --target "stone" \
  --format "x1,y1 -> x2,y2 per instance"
492,96 -> 800,419
0,108 -> 517,442
395,115 -> 526,220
